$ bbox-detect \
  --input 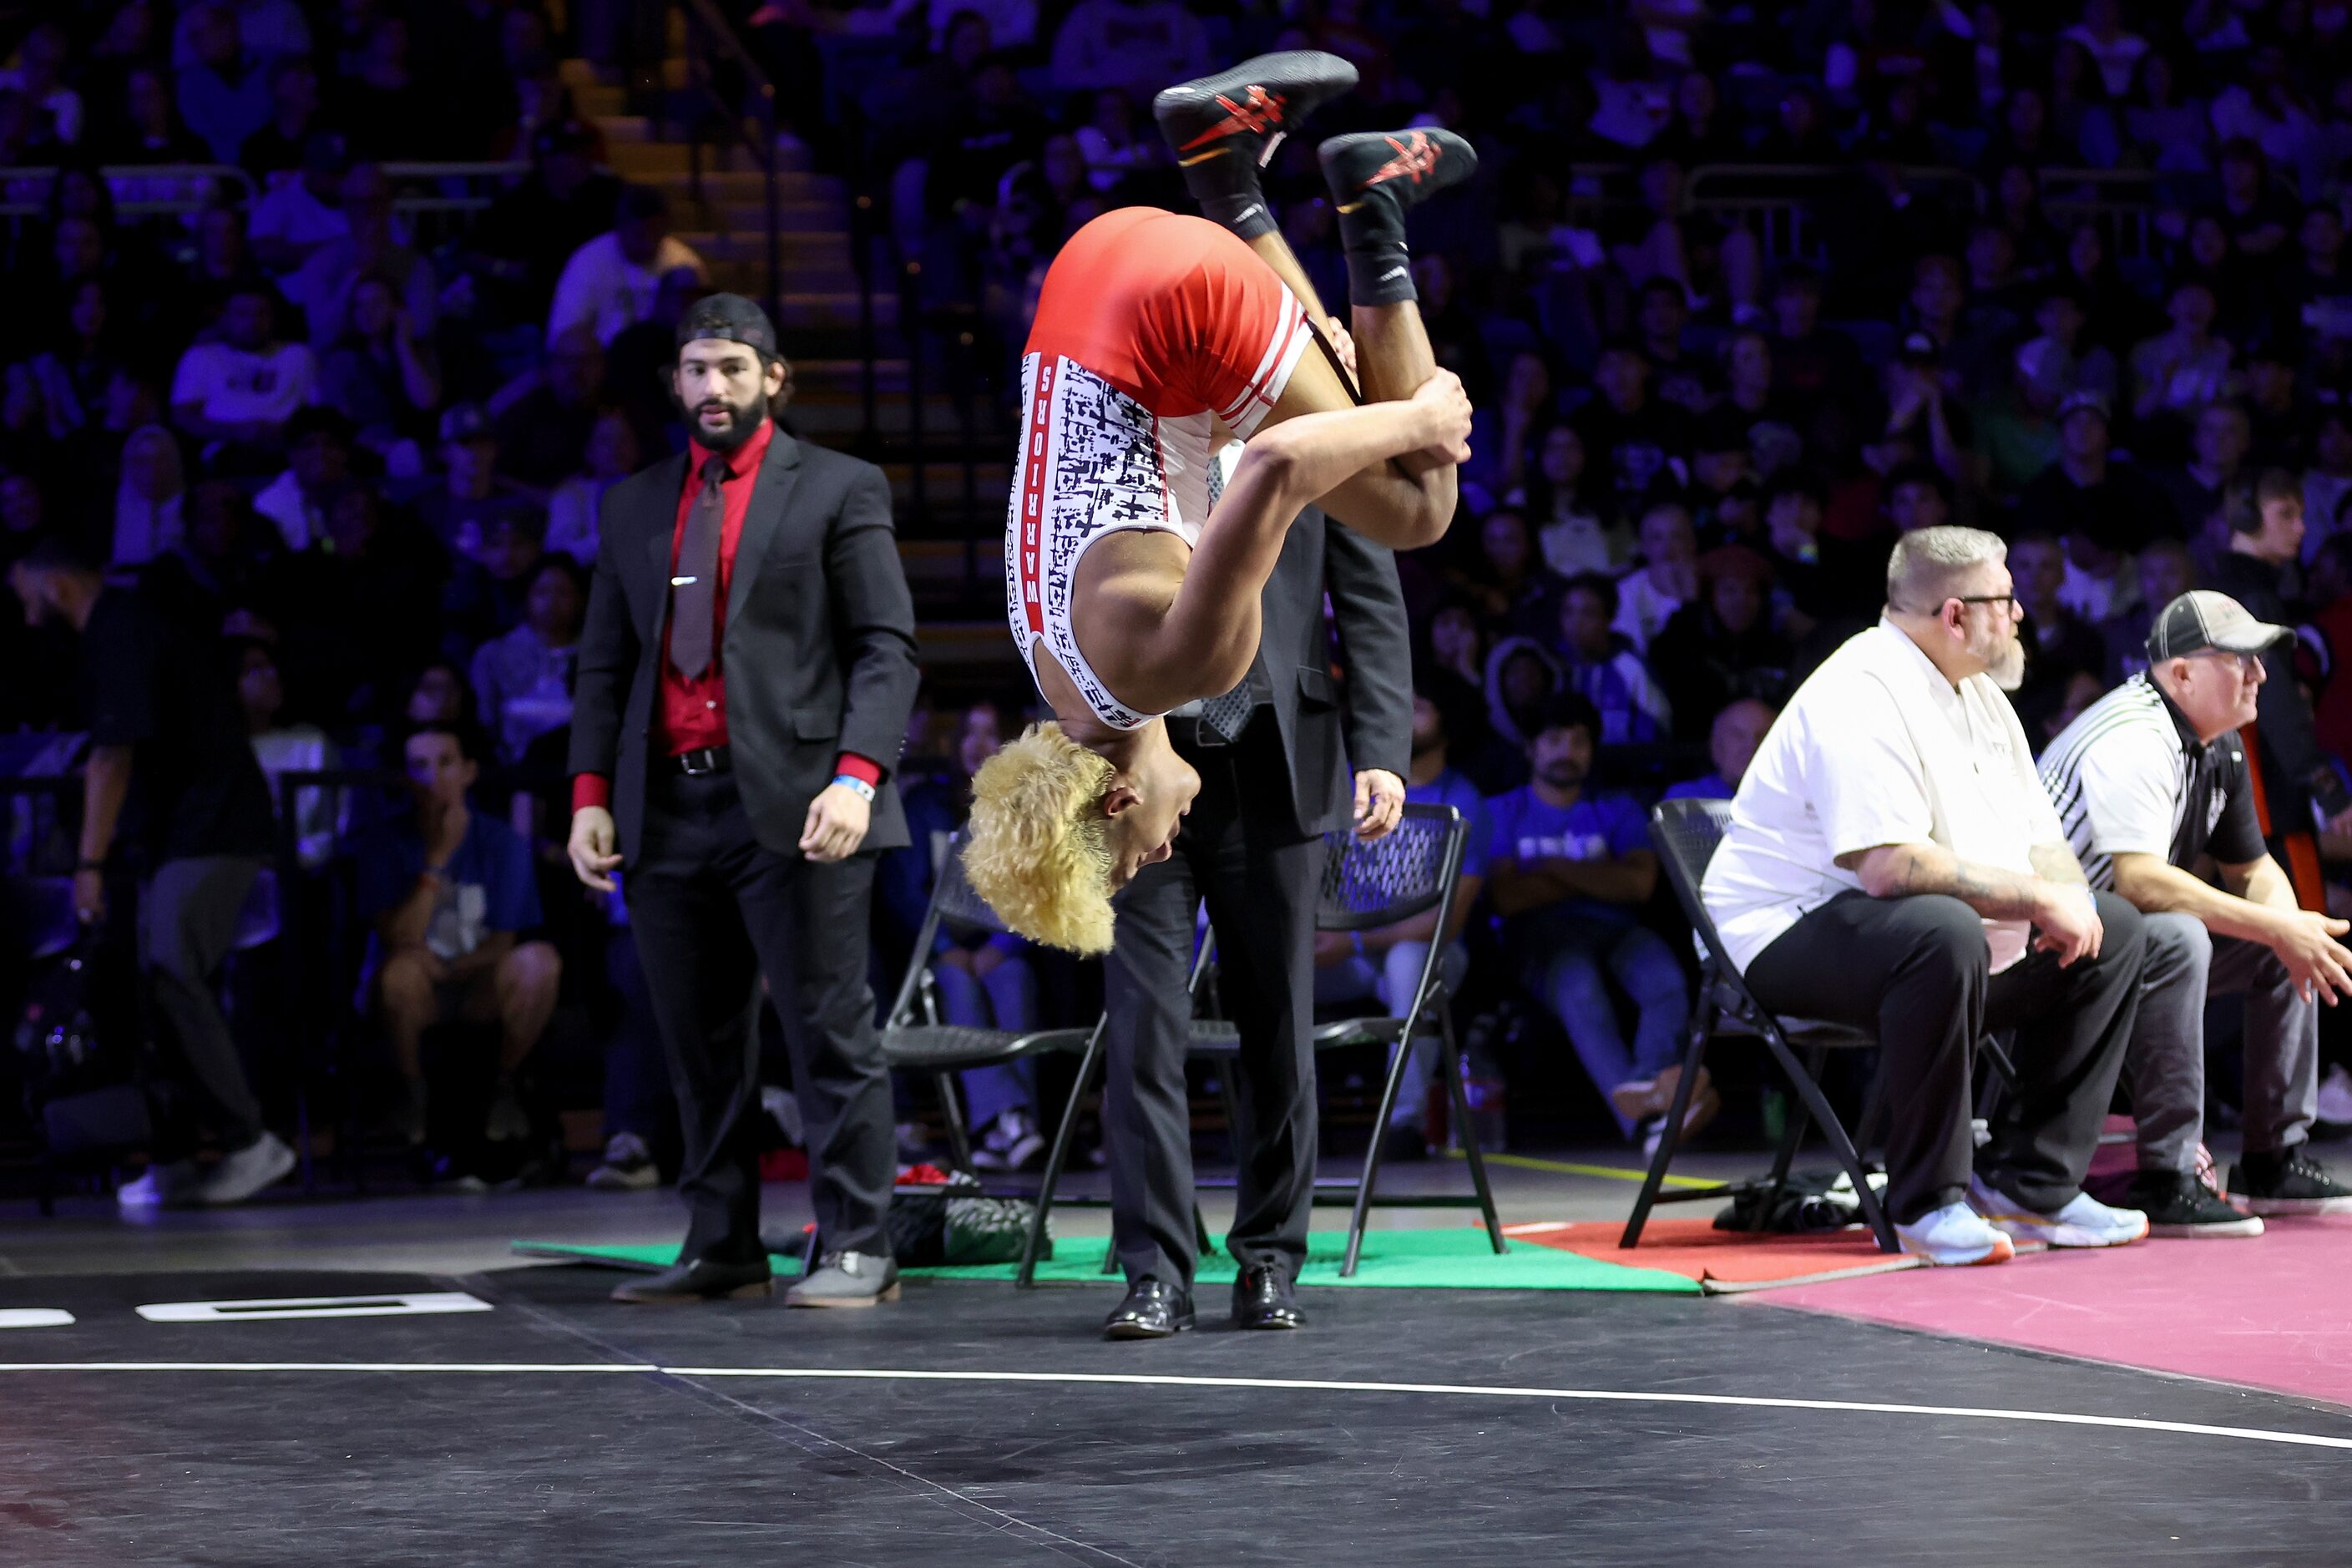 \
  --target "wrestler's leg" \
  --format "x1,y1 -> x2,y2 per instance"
1245,339 -> 1452,549
1156,54 -> 1356,363
1245,125 -> 1479,543
1155,381 -> 1463,690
